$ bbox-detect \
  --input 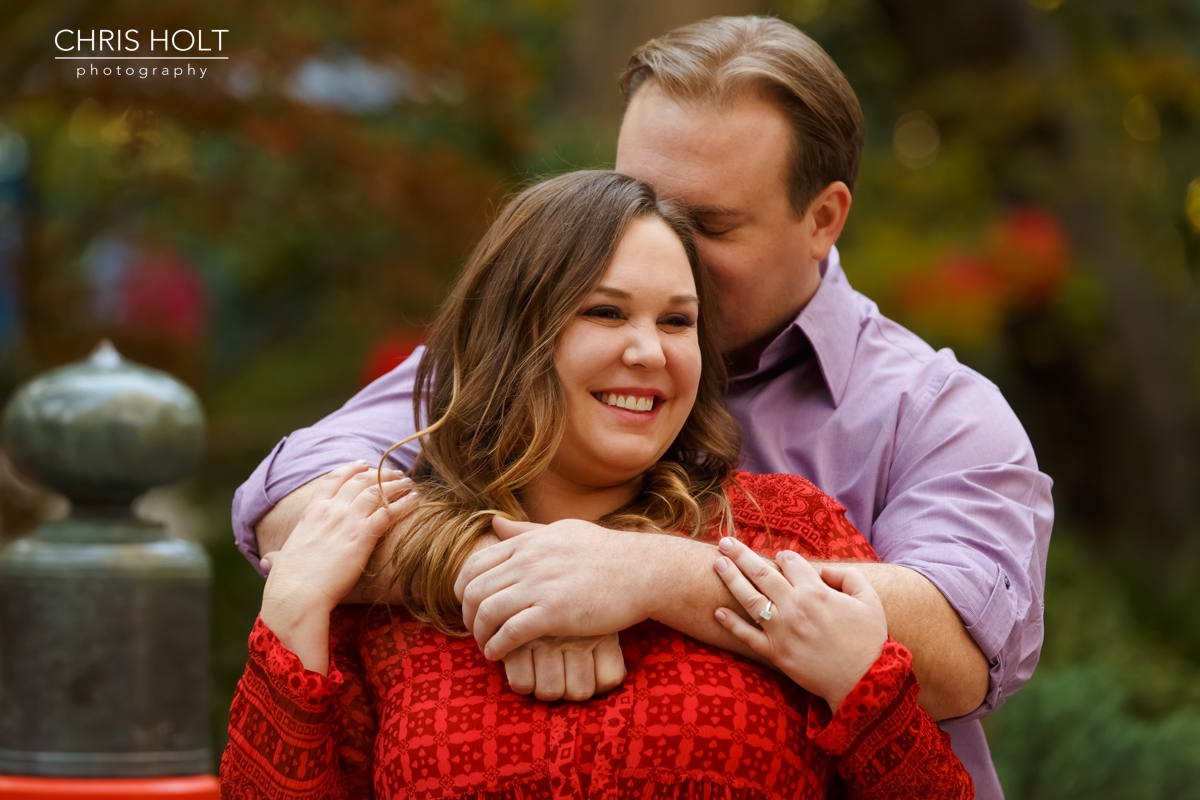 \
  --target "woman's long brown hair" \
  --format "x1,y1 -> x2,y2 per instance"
379,170 -> 743,634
